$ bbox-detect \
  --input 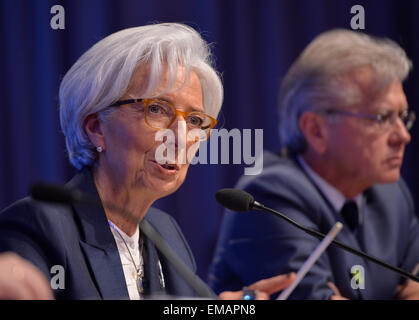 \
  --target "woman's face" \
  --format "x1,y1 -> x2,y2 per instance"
97,67 -> 204,199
